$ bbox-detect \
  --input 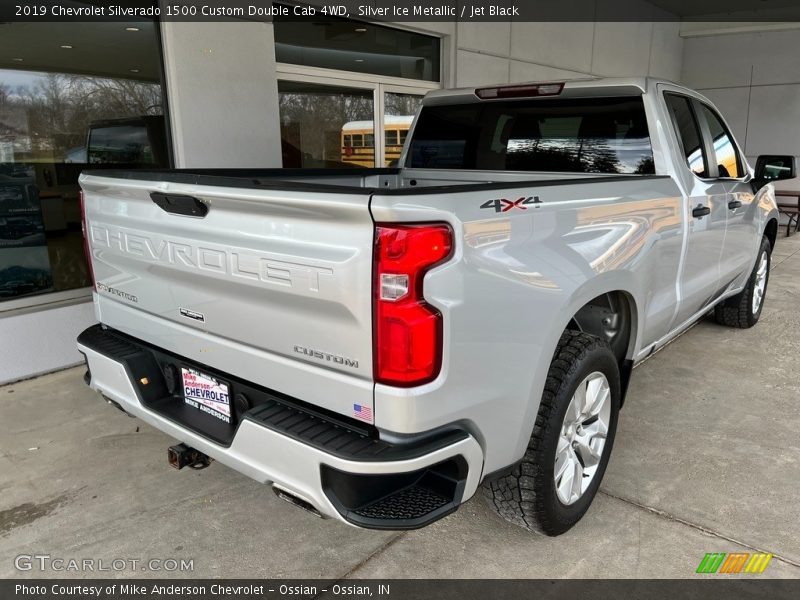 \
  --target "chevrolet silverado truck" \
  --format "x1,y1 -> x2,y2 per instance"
77,78 -> 795,535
